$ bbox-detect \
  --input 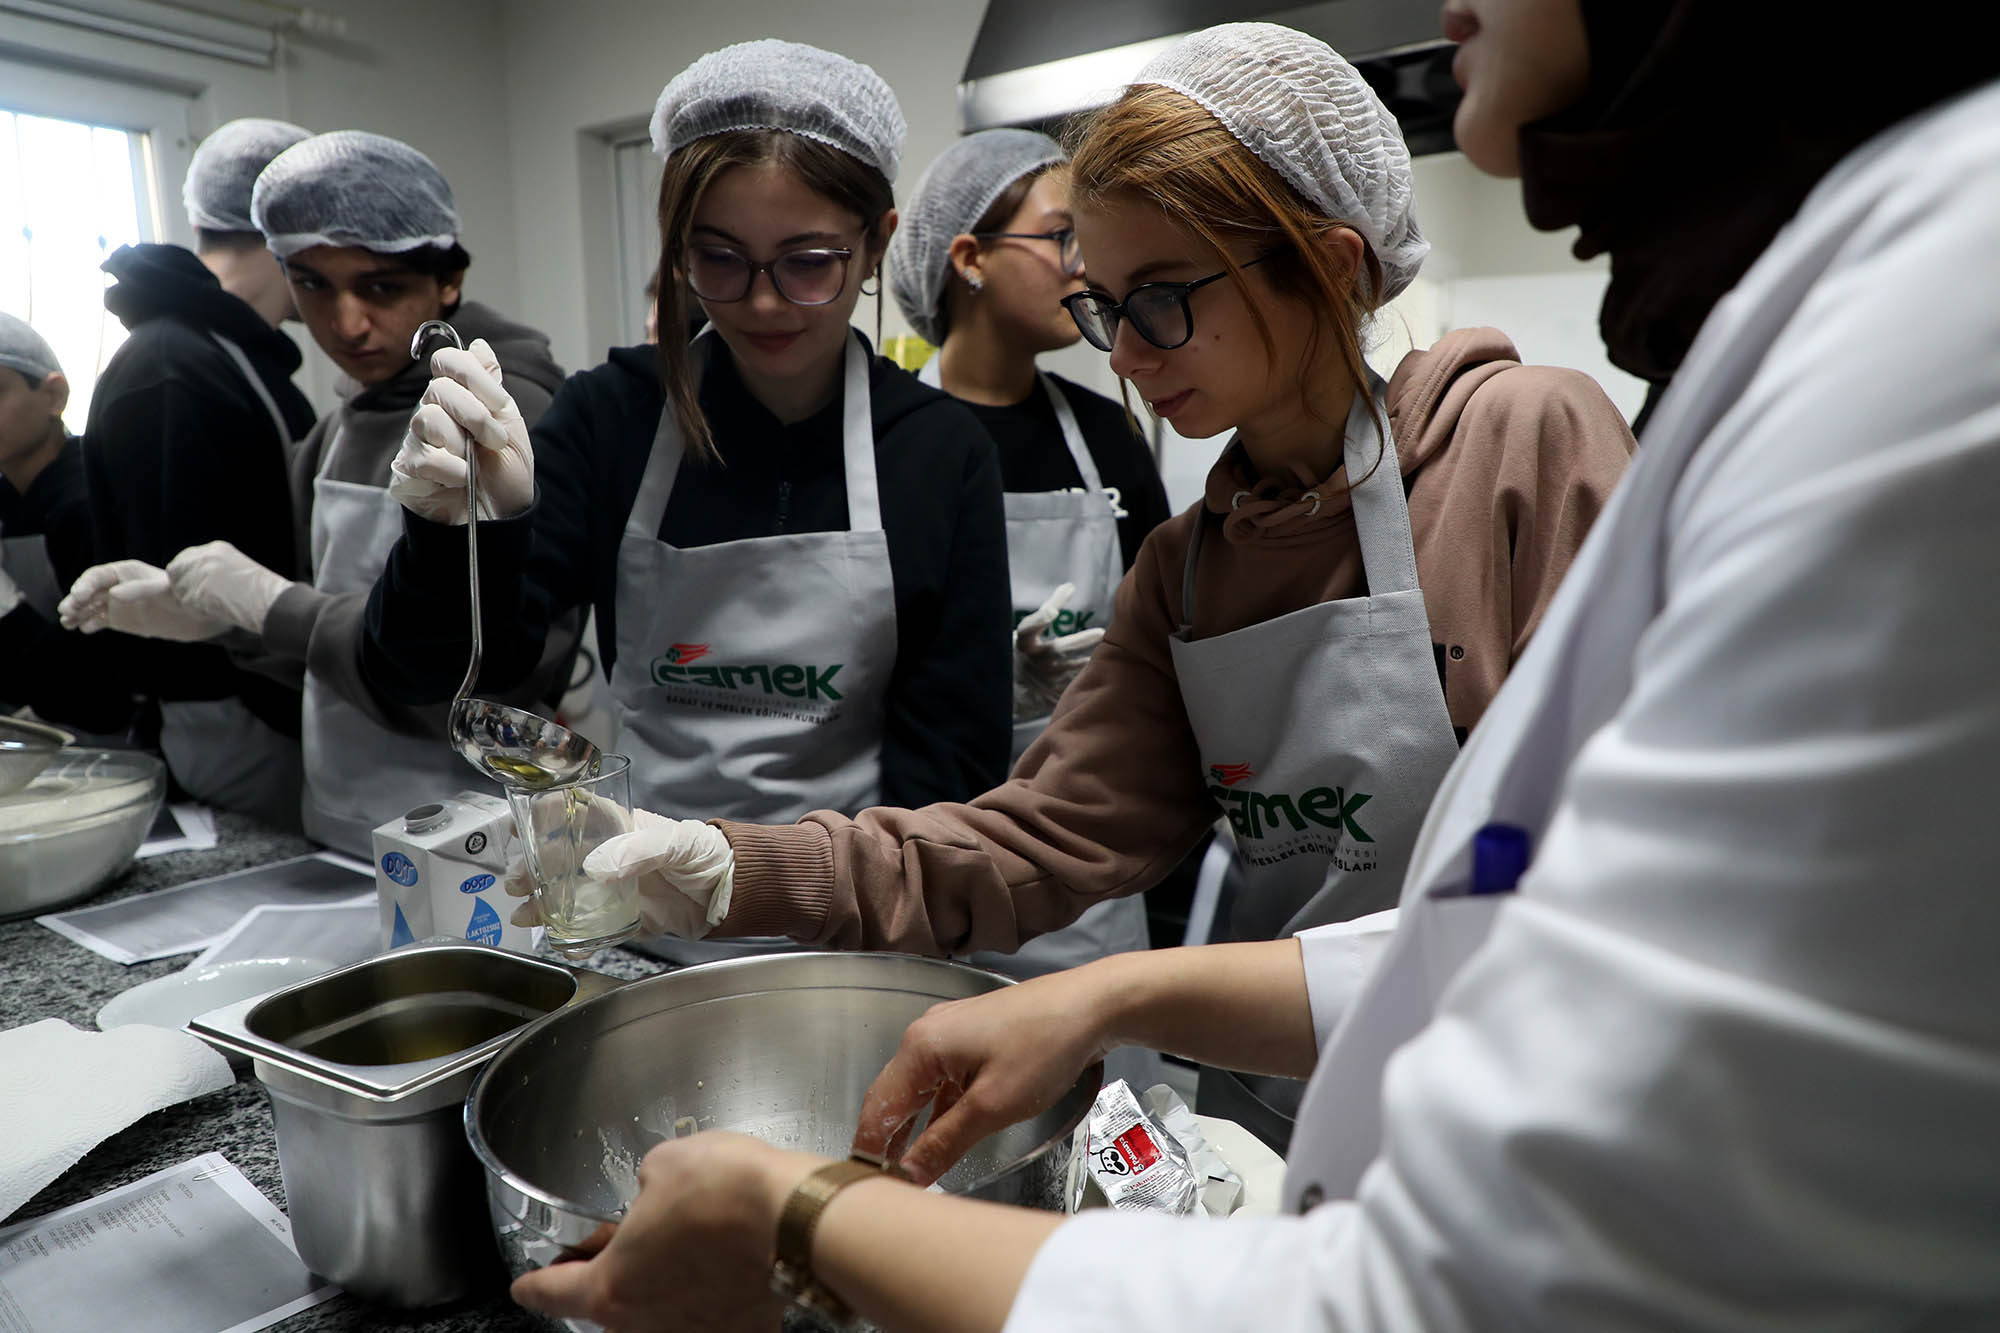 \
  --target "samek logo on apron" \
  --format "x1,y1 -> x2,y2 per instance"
1205,760 -> 1380,874
649,639 -> 849,724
